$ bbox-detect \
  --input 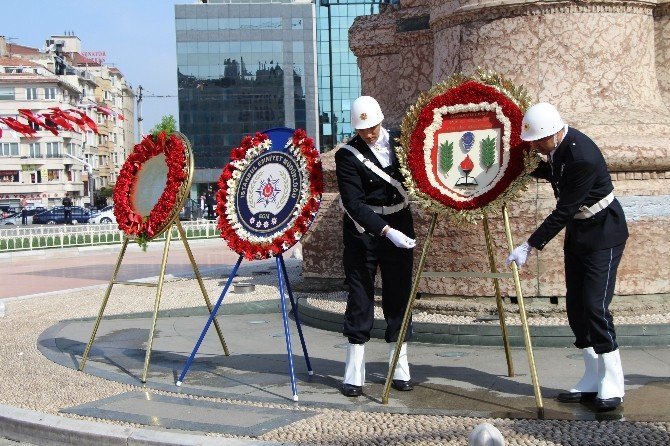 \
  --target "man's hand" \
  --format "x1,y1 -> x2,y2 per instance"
506,241 -> 532,268
385,228 -> 416,249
